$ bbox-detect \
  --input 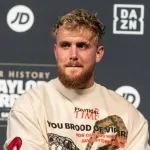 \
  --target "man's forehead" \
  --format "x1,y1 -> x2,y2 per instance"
57,27 -> 97,42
